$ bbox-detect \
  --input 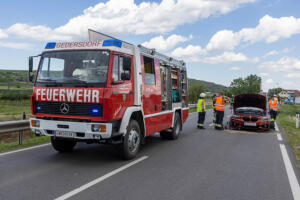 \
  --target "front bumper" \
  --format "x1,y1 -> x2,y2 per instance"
230,118 -> 270,130
30,118 -> 113,140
